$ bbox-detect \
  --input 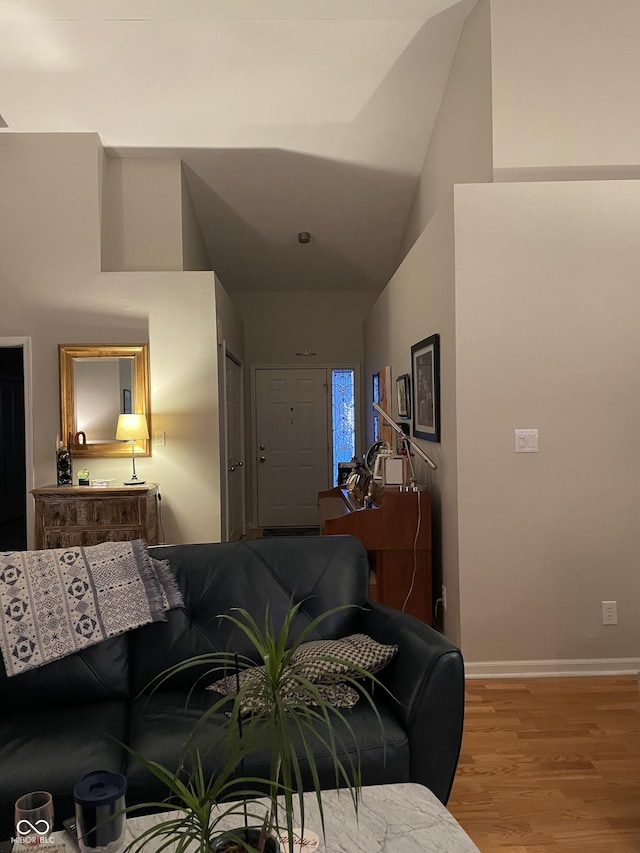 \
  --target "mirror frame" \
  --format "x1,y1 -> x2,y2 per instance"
59,344 -> 151,458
